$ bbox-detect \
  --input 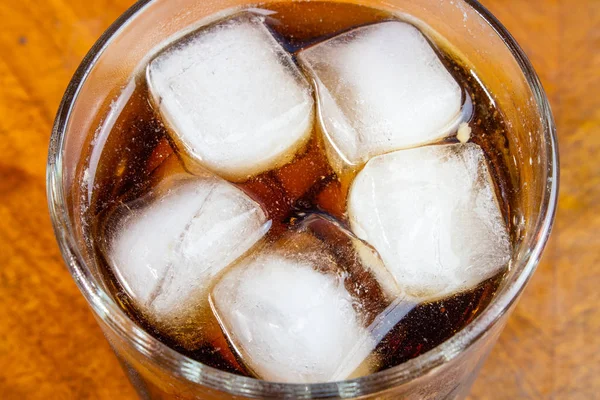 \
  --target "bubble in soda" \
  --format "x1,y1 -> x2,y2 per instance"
86,2 -> 515,384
